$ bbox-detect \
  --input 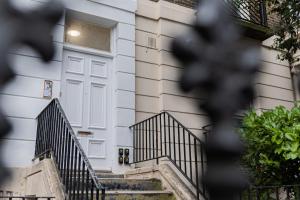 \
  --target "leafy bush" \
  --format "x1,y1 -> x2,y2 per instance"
240,105 -> 300,186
